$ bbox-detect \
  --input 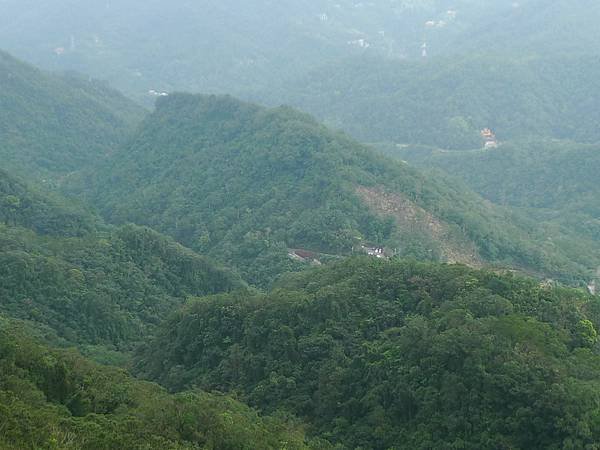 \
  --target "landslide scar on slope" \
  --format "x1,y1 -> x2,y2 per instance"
356,185 -> 481,267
